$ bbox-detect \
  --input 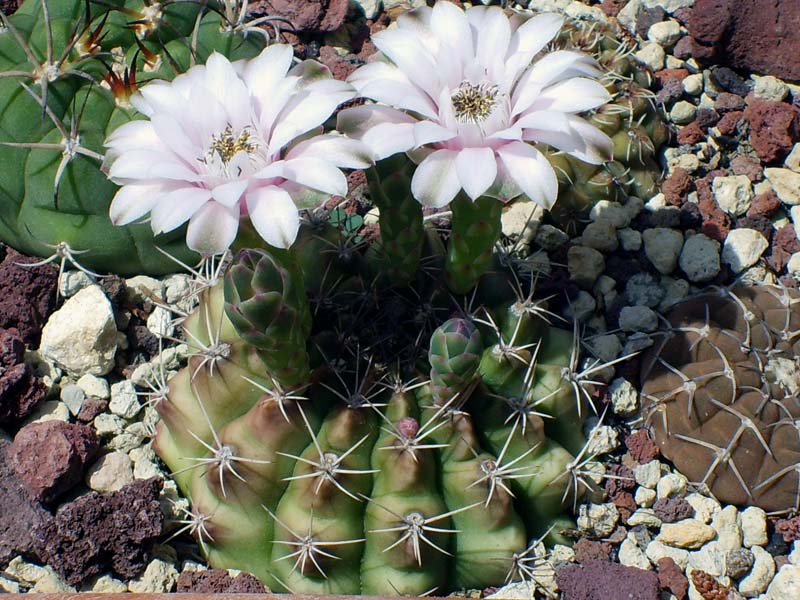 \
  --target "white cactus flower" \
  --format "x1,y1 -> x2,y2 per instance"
105,45 -> 372,255
337,2 -> 613,209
